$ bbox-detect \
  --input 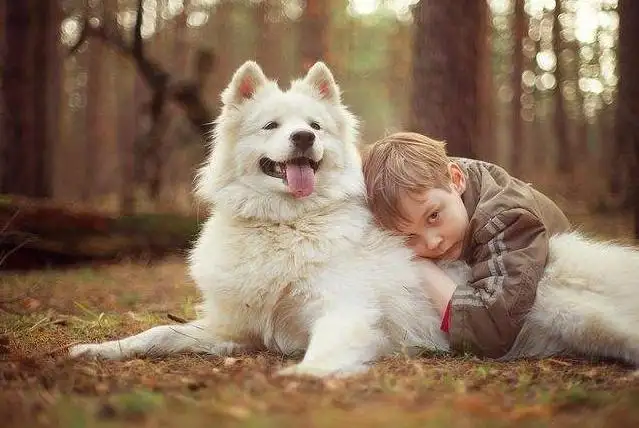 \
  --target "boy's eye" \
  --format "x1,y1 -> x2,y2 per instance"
427,211 -> 440,223
263,121 -> 279,130
310,121 -> 321,130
